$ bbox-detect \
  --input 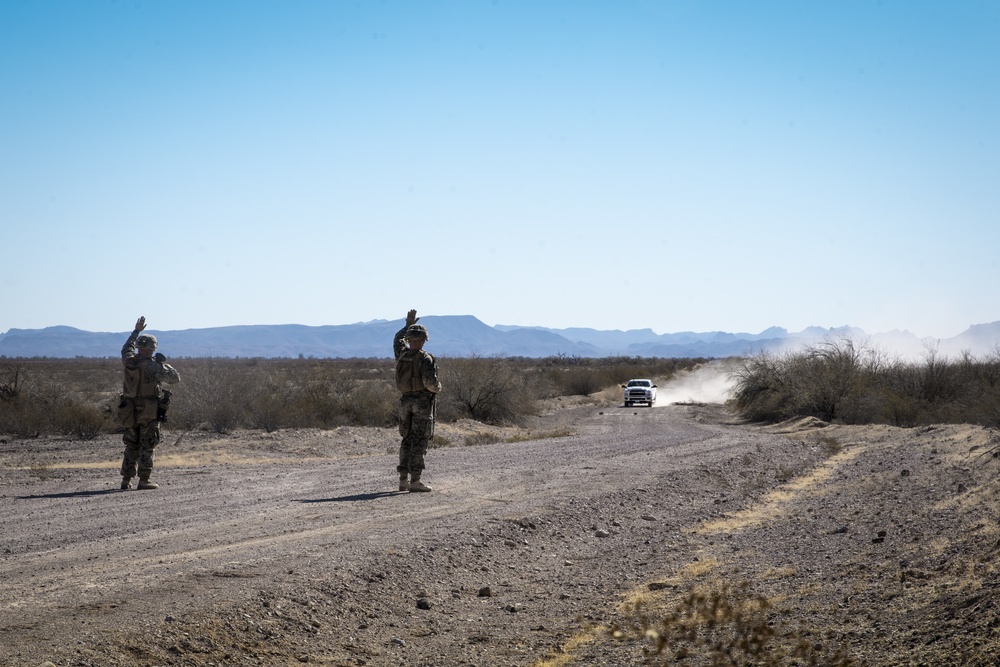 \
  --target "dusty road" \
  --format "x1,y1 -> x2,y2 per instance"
1,399 -> 997,666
